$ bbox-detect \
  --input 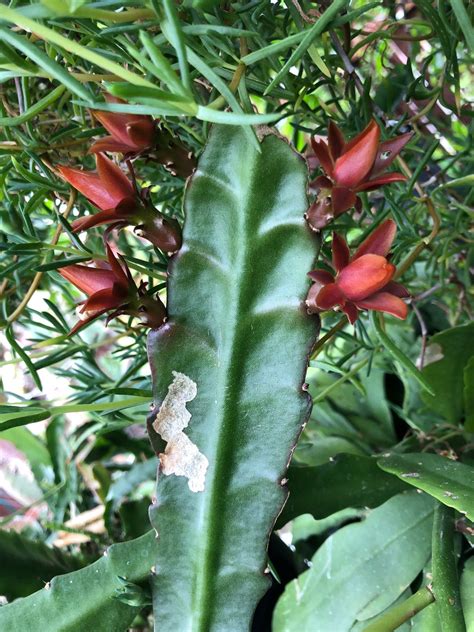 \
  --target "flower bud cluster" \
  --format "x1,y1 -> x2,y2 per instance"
305,120 -> 412,324
57,98 -> 192,333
